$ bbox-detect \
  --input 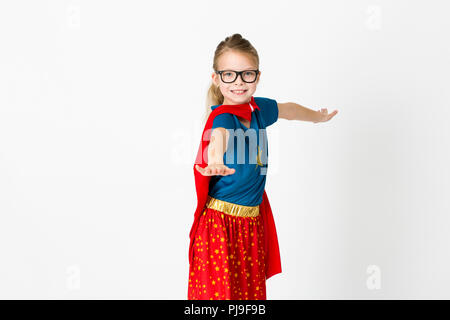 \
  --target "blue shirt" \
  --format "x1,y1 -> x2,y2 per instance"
208,97 -> 278,206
